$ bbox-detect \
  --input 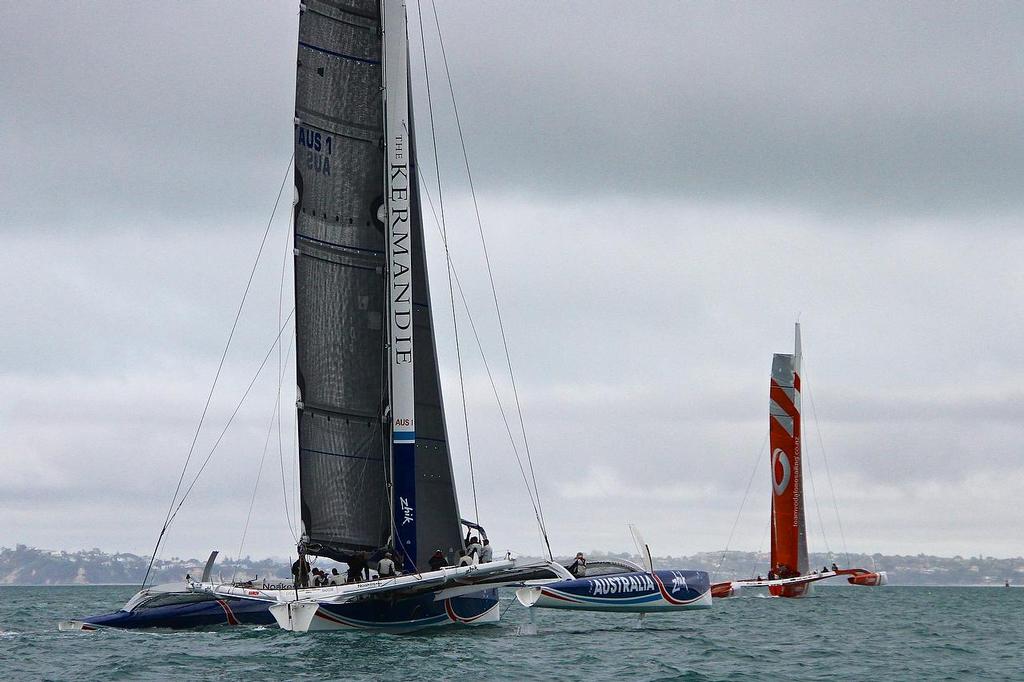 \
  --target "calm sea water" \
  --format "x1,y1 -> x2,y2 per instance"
1,585 -> 1021,680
